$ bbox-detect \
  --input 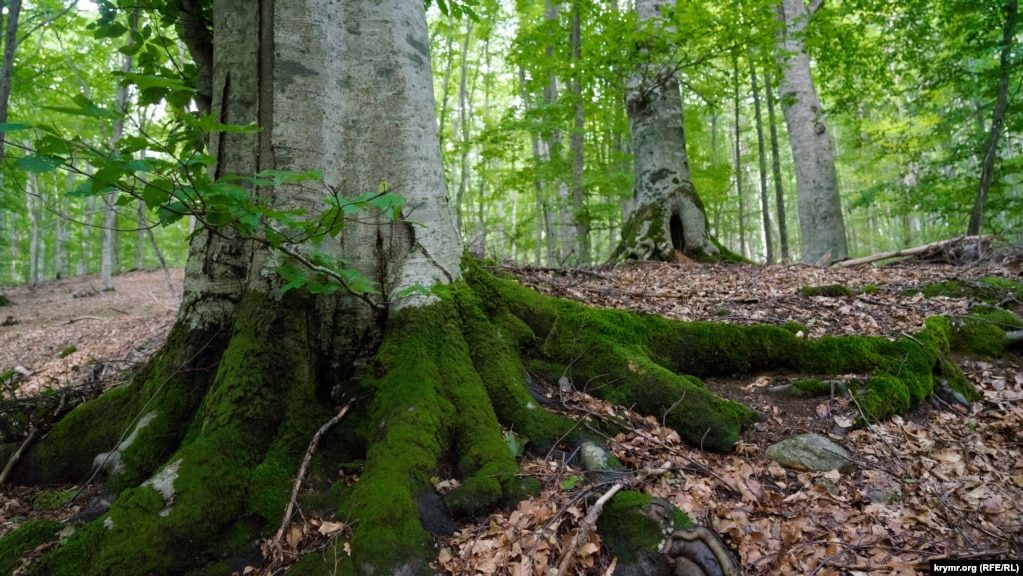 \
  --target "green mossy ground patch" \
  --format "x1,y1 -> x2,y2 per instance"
0,520 -> 64,576
596,491 -> 692,566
